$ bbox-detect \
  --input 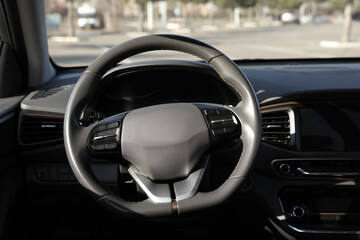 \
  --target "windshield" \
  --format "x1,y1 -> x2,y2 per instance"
46,0 -> 360,67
